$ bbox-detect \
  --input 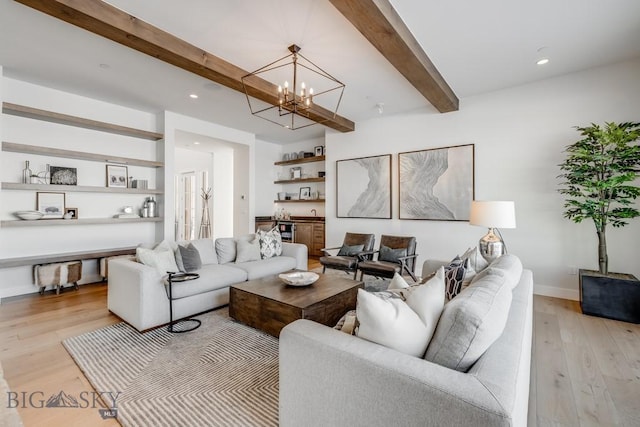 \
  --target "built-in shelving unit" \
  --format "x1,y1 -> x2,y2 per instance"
2,142 -> 164,168
274,155 -> 325,204
1,102 -> 165,233
2,102 -> 163,141
1,217 -> 162,228
1,182 -> 163,194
